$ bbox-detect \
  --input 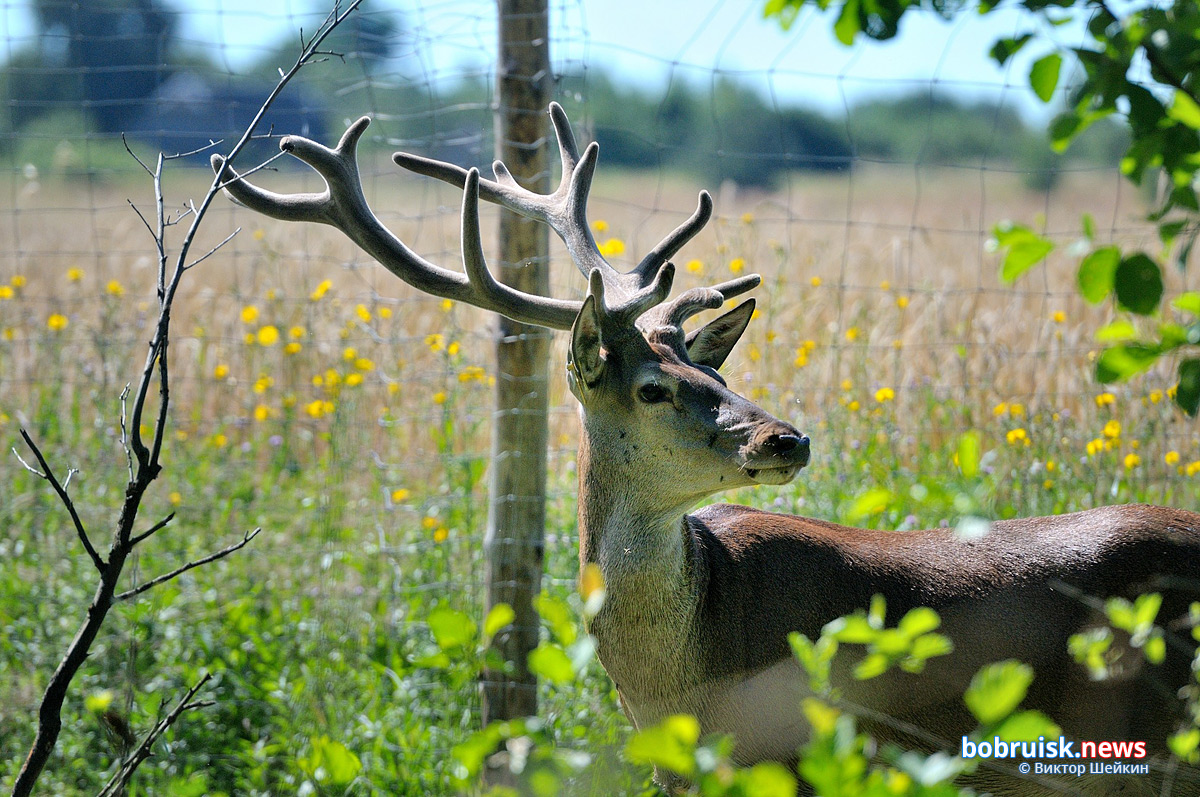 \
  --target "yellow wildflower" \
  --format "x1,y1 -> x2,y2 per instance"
256,325 -> 279,346
1103,420 -> 1121,440
0,286 -> 12,300
592,219 -> 609,234
810,276 -> 822,287
289,325 -> 306,339
169,491 -> 182,506
425,334 -> 445,352
253,376 -> 273,394
729,257 -> 746,274
1149,390 -> 1163,404
379,306 -> 392,319
343,347 -> 357,361
896,296 -> 909,309
355,303 -> 371,322
841,379 -> 853,392
433,526 -> 449,543
874,387 -> 895,403
47,313 -> 68,331
1165,451 -> 1181,466
740,212 -> 755,225
105,280 -> 124,297
213,364 -> 229,380
345,373 -> 364,387
212,433 -> 228,448
253,405 -> 271,422
11,275 -> 26,287
441,299 -> 453,312
1086,438 -> 1103,456
686,259 -> 704,274
1095,392 -> 1116,408
310,279 -> 332,301
354,358 -> 375,372
1124,453 -> 1141,470
433,391 -> 447,405
598,238 -> 625,257
1052,310 -> 1065,323
67,267 -> 83,282
880,280 -> 891,291
448,341 -> 460,356
240,305 -> 259,324
391,488 -> 411,503
1006,428 -> 1029,446
1187,461 -> 1200,477
845,327 -> 859,342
